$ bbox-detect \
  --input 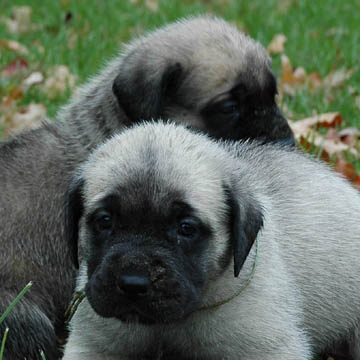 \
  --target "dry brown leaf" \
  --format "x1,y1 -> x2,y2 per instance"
323,67 -> 356,90
352,175 -> 360,190
3,103 -> 46,136
1,6 -> 38,34
9,87 -> 23,101
308,72 -> 322,91
290,112 -> 342,138
267,34 -> 287,55
335,158 -> 359,181
279,55 -> 296,95
0,39 -> 29,55
279,55 -> 308,95
145,0 -> 159,12
293,67 -> 307,84
280,54 -> 294,84
2,58 -> 29,76
337,127 -> 360,145
22,72 -> 44,88
43,65 -> 76,99
321,137 -> 351,156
